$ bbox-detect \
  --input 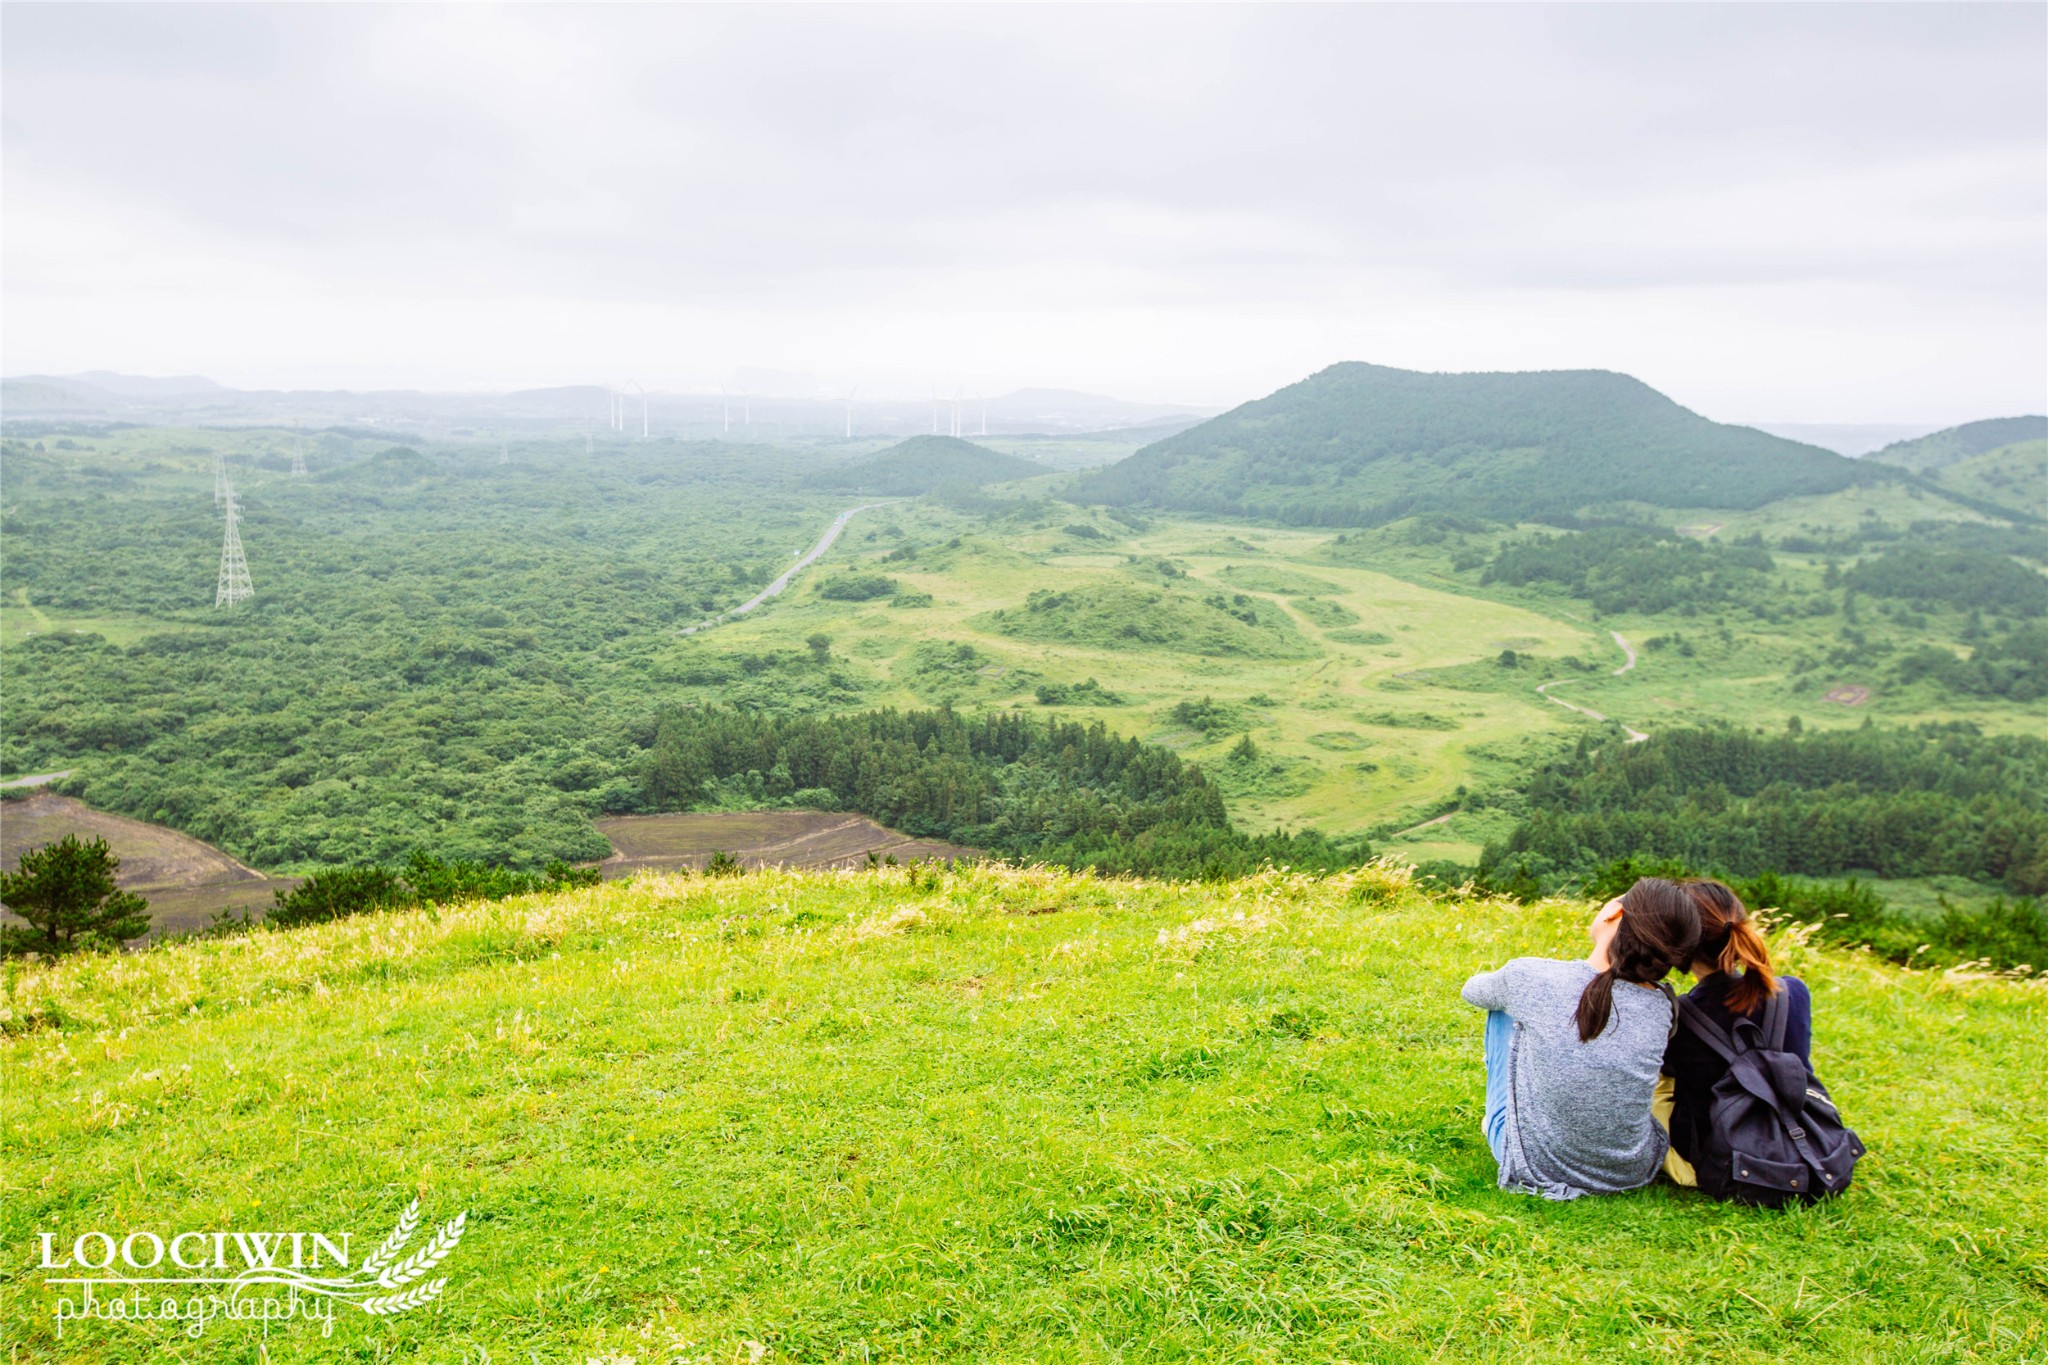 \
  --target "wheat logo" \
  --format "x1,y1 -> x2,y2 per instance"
40,1200 -> 469,1338
309,1199 -> 467,1315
